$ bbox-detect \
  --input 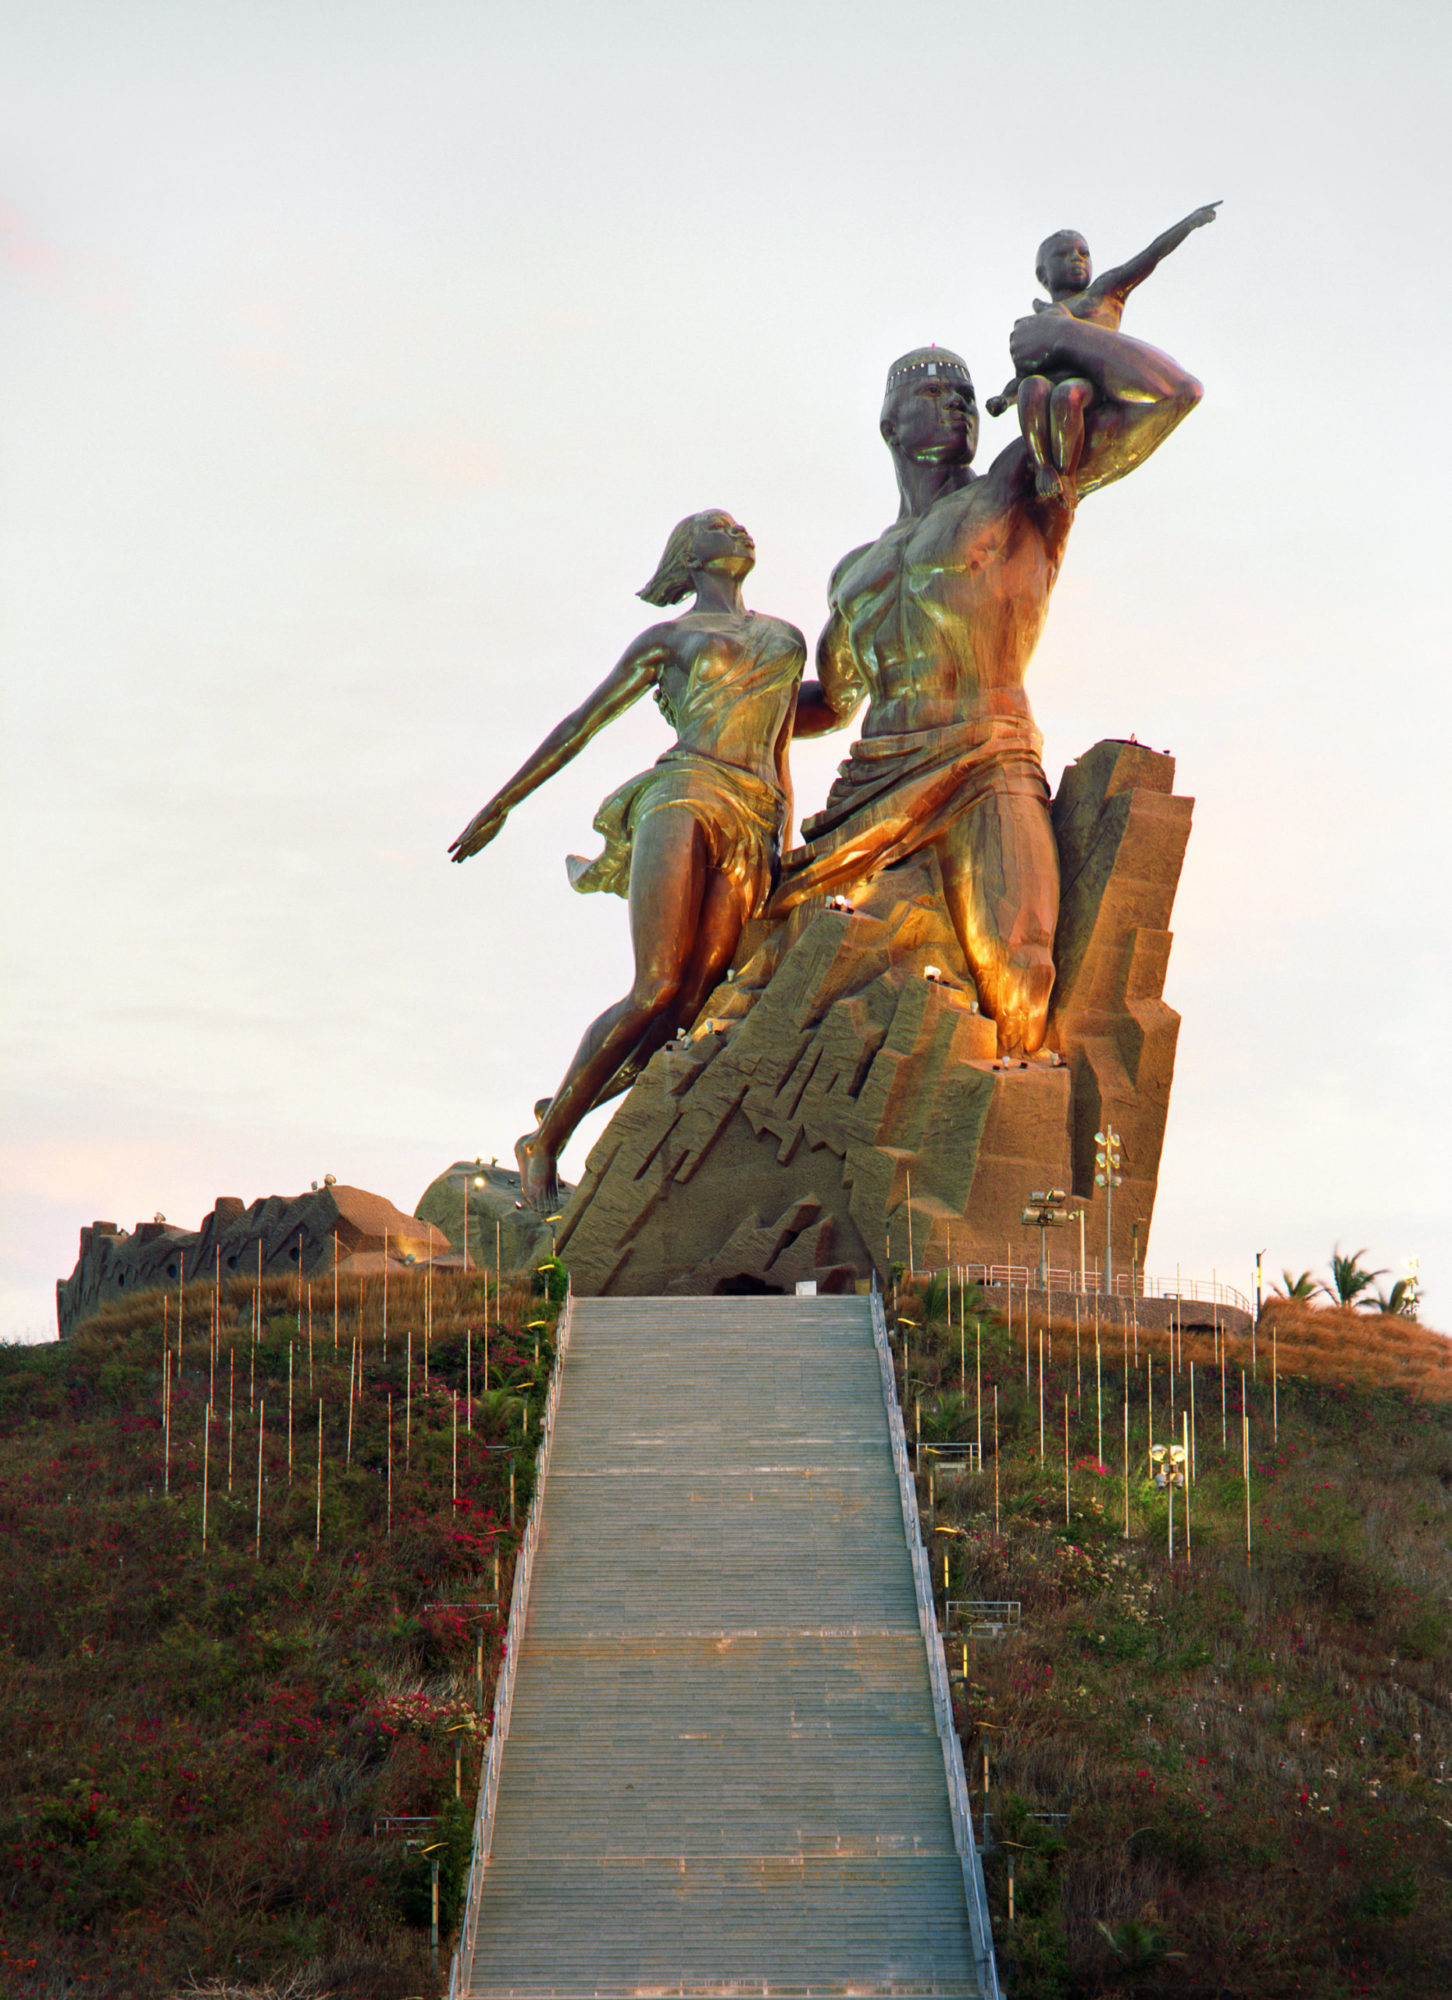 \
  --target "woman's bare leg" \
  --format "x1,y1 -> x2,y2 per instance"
516,810 -> 708,1208
541,867 -> 753,1123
